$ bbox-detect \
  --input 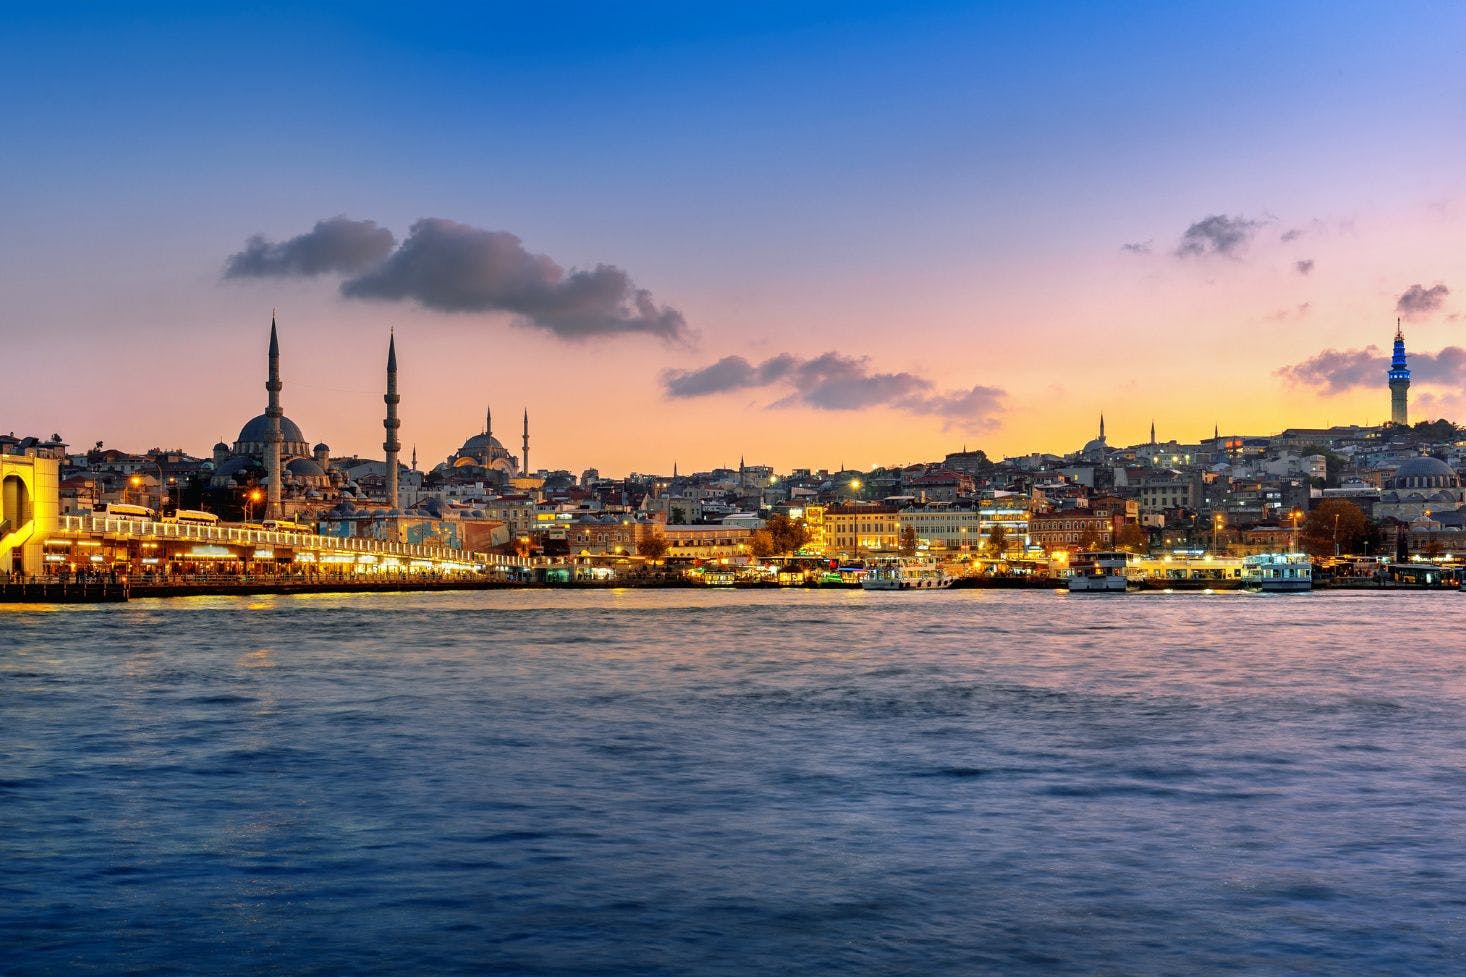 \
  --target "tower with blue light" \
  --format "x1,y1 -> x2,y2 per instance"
1389,318 -> 1410,426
